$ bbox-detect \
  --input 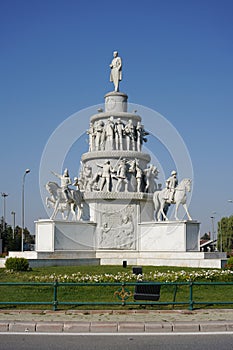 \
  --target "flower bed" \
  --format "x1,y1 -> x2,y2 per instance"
26,269 -> 233,283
